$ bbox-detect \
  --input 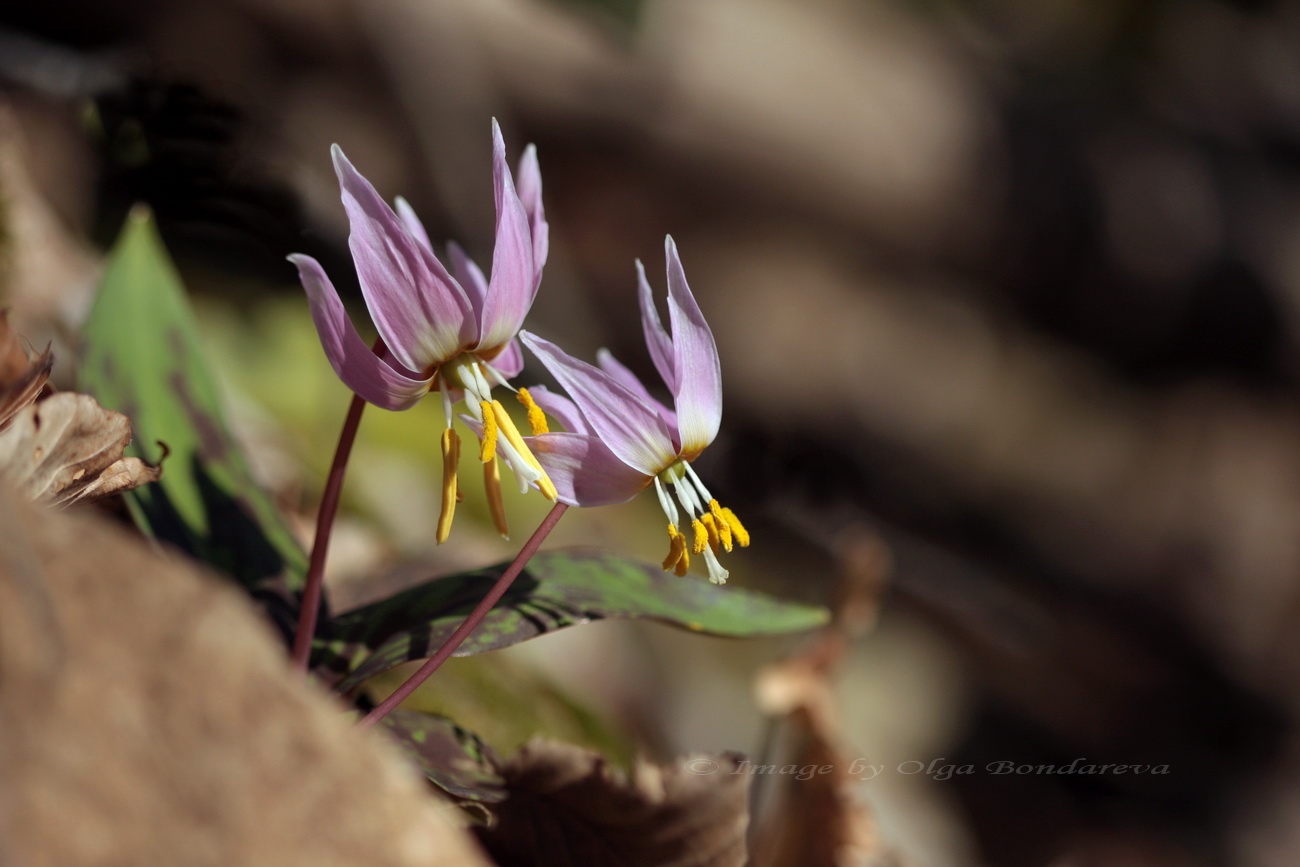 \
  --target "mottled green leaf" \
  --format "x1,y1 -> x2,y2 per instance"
77,206 -> 306,594
318,549 -> 829,691
377,709 -> 505,806
366,651 -> 636,771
